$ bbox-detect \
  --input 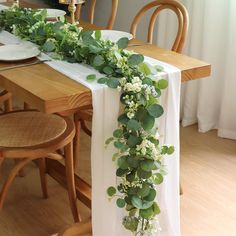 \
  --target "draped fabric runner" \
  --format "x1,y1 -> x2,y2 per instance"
0,30 -> 181,236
